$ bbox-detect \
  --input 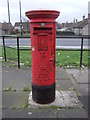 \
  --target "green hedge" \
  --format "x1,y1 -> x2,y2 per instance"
56,31 -> 75,36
